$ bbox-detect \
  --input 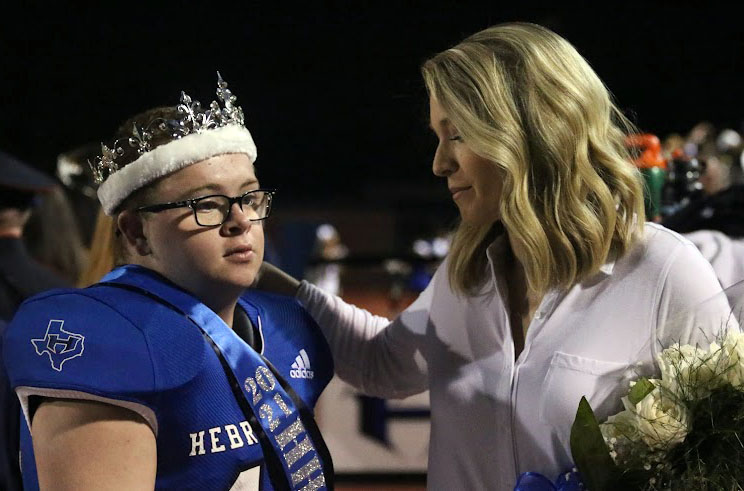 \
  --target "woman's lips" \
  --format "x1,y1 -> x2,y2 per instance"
450,186 -> 472,200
